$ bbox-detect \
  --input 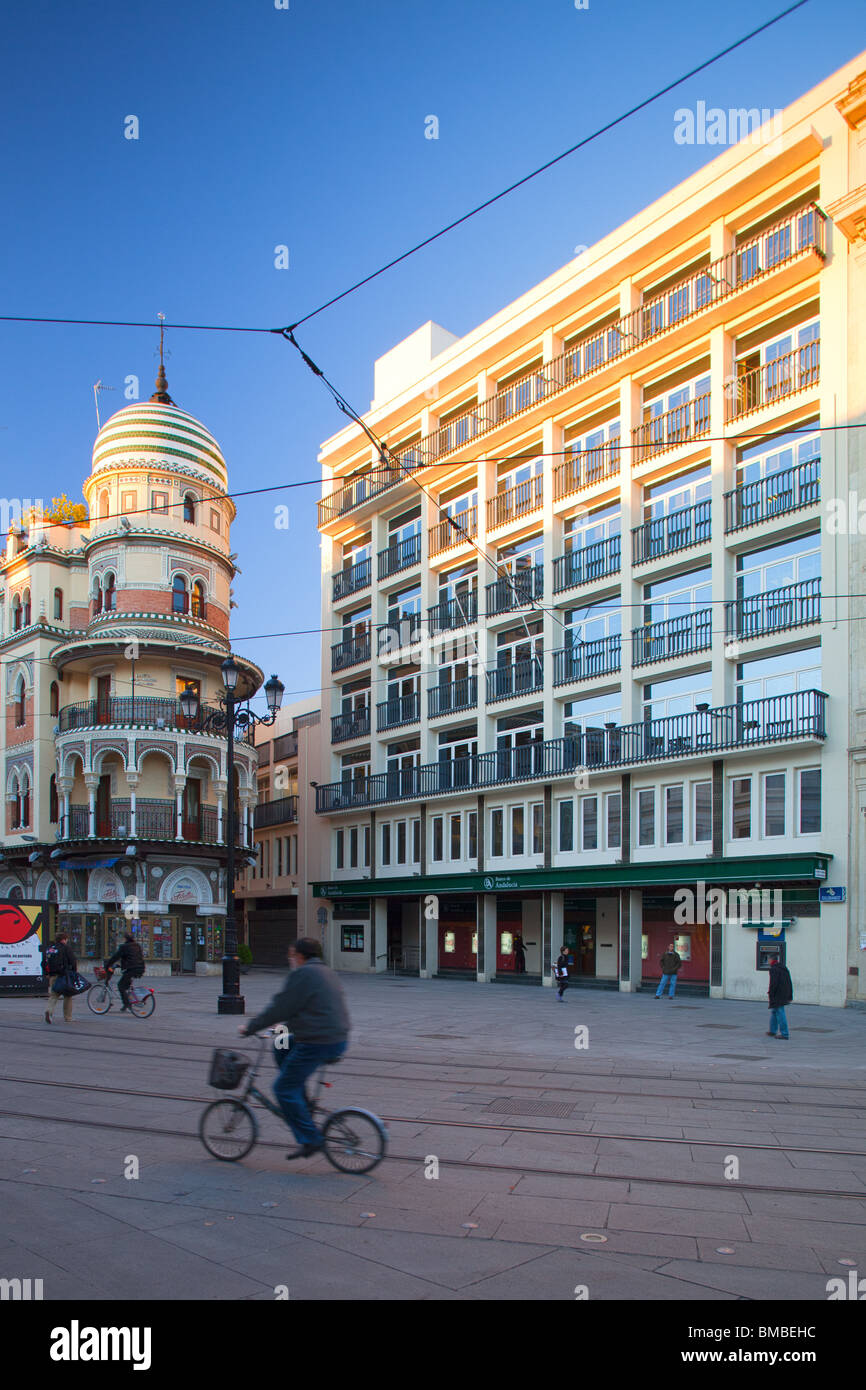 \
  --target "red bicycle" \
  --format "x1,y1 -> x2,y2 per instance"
87,965 -> 155,1018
